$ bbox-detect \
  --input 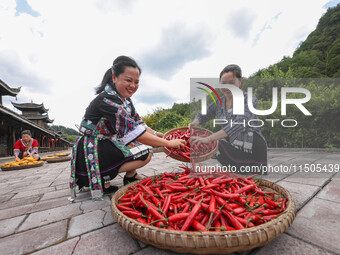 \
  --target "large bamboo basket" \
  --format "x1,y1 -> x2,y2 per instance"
111,179 -> 296,254
163,127 -> 219,163
1,162 -> 44,171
